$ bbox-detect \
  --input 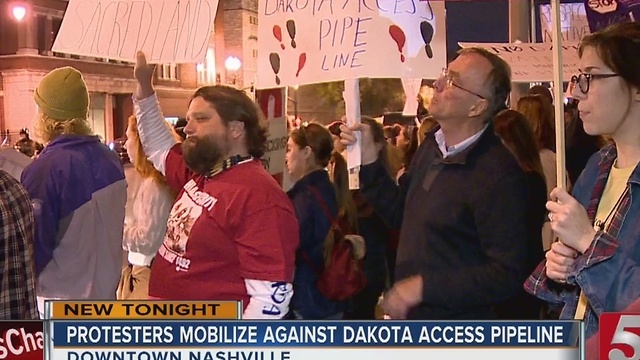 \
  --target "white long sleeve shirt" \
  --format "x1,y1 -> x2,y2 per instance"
123,167 -> 174,266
